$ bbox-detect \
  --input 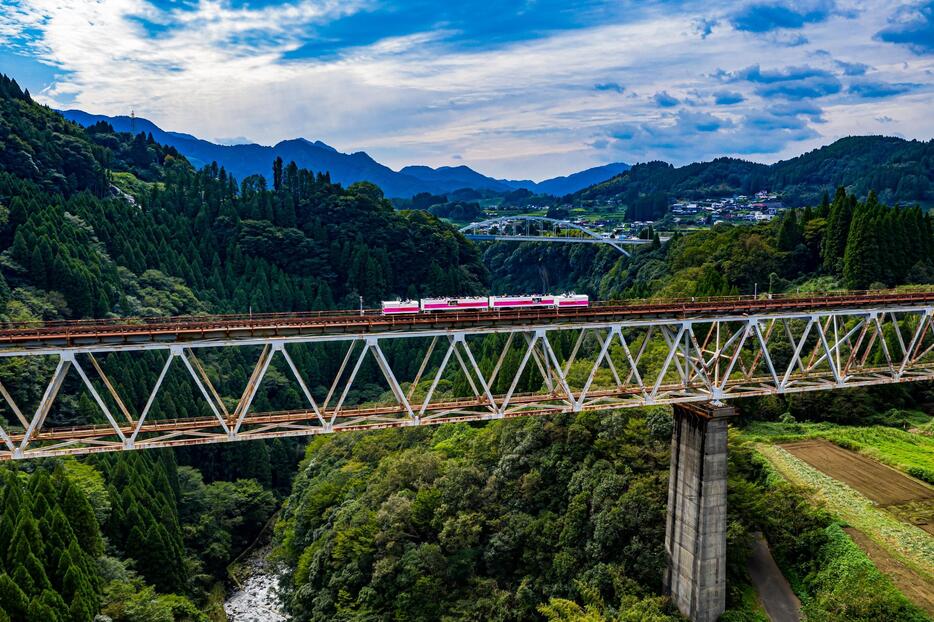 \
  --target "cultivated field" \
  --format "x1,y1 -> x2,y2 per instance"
782,439 -> 934,507
742,417 -> 934,485
845,527 -> 934,617
754,440 -> 934,611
